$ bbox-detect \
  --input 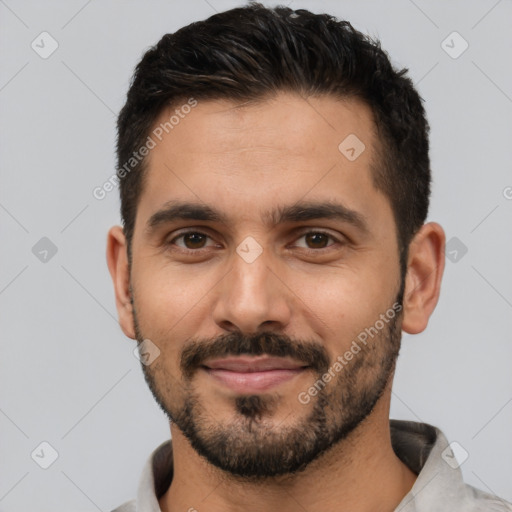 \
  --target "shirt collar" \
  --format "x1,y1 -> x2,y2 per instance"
390,420 -> 467,511
134,420 -> 477,512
